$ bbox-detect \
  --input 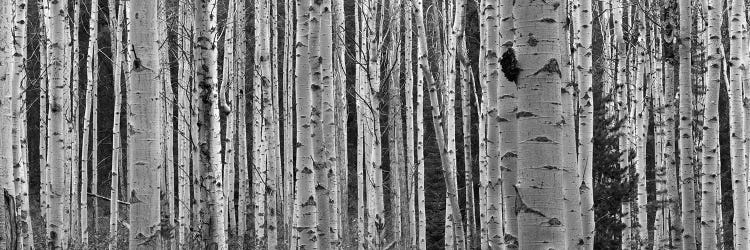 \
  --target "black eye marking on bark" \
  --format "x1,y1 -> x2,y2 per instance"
531,58 -> 562,78
500,48 -> 521,83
